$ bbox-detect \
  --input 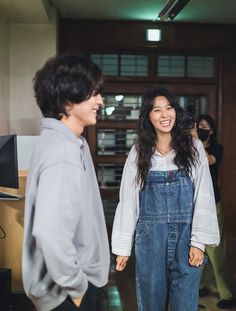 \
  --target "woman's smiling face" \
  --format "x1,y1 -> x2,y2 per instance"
149,95 -> 176,135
